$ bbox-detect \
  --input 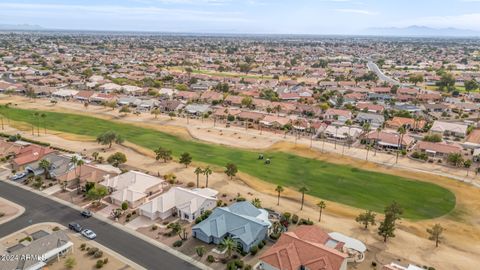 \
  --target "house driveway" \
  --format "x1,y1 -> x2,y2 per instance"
126,216 -> 156,230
